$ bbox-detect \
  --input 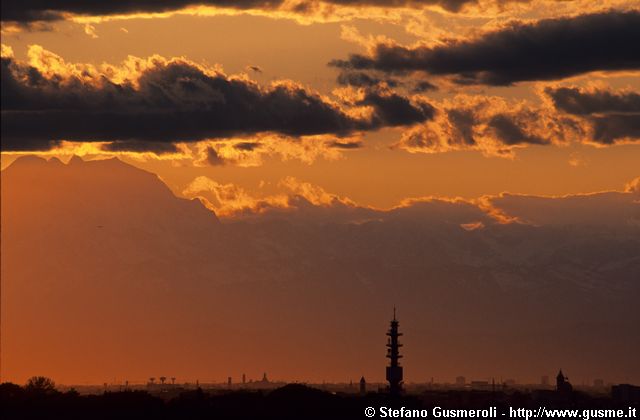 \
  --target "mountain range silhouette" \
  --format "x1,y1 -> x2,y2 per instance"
2,156 -> 639,384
